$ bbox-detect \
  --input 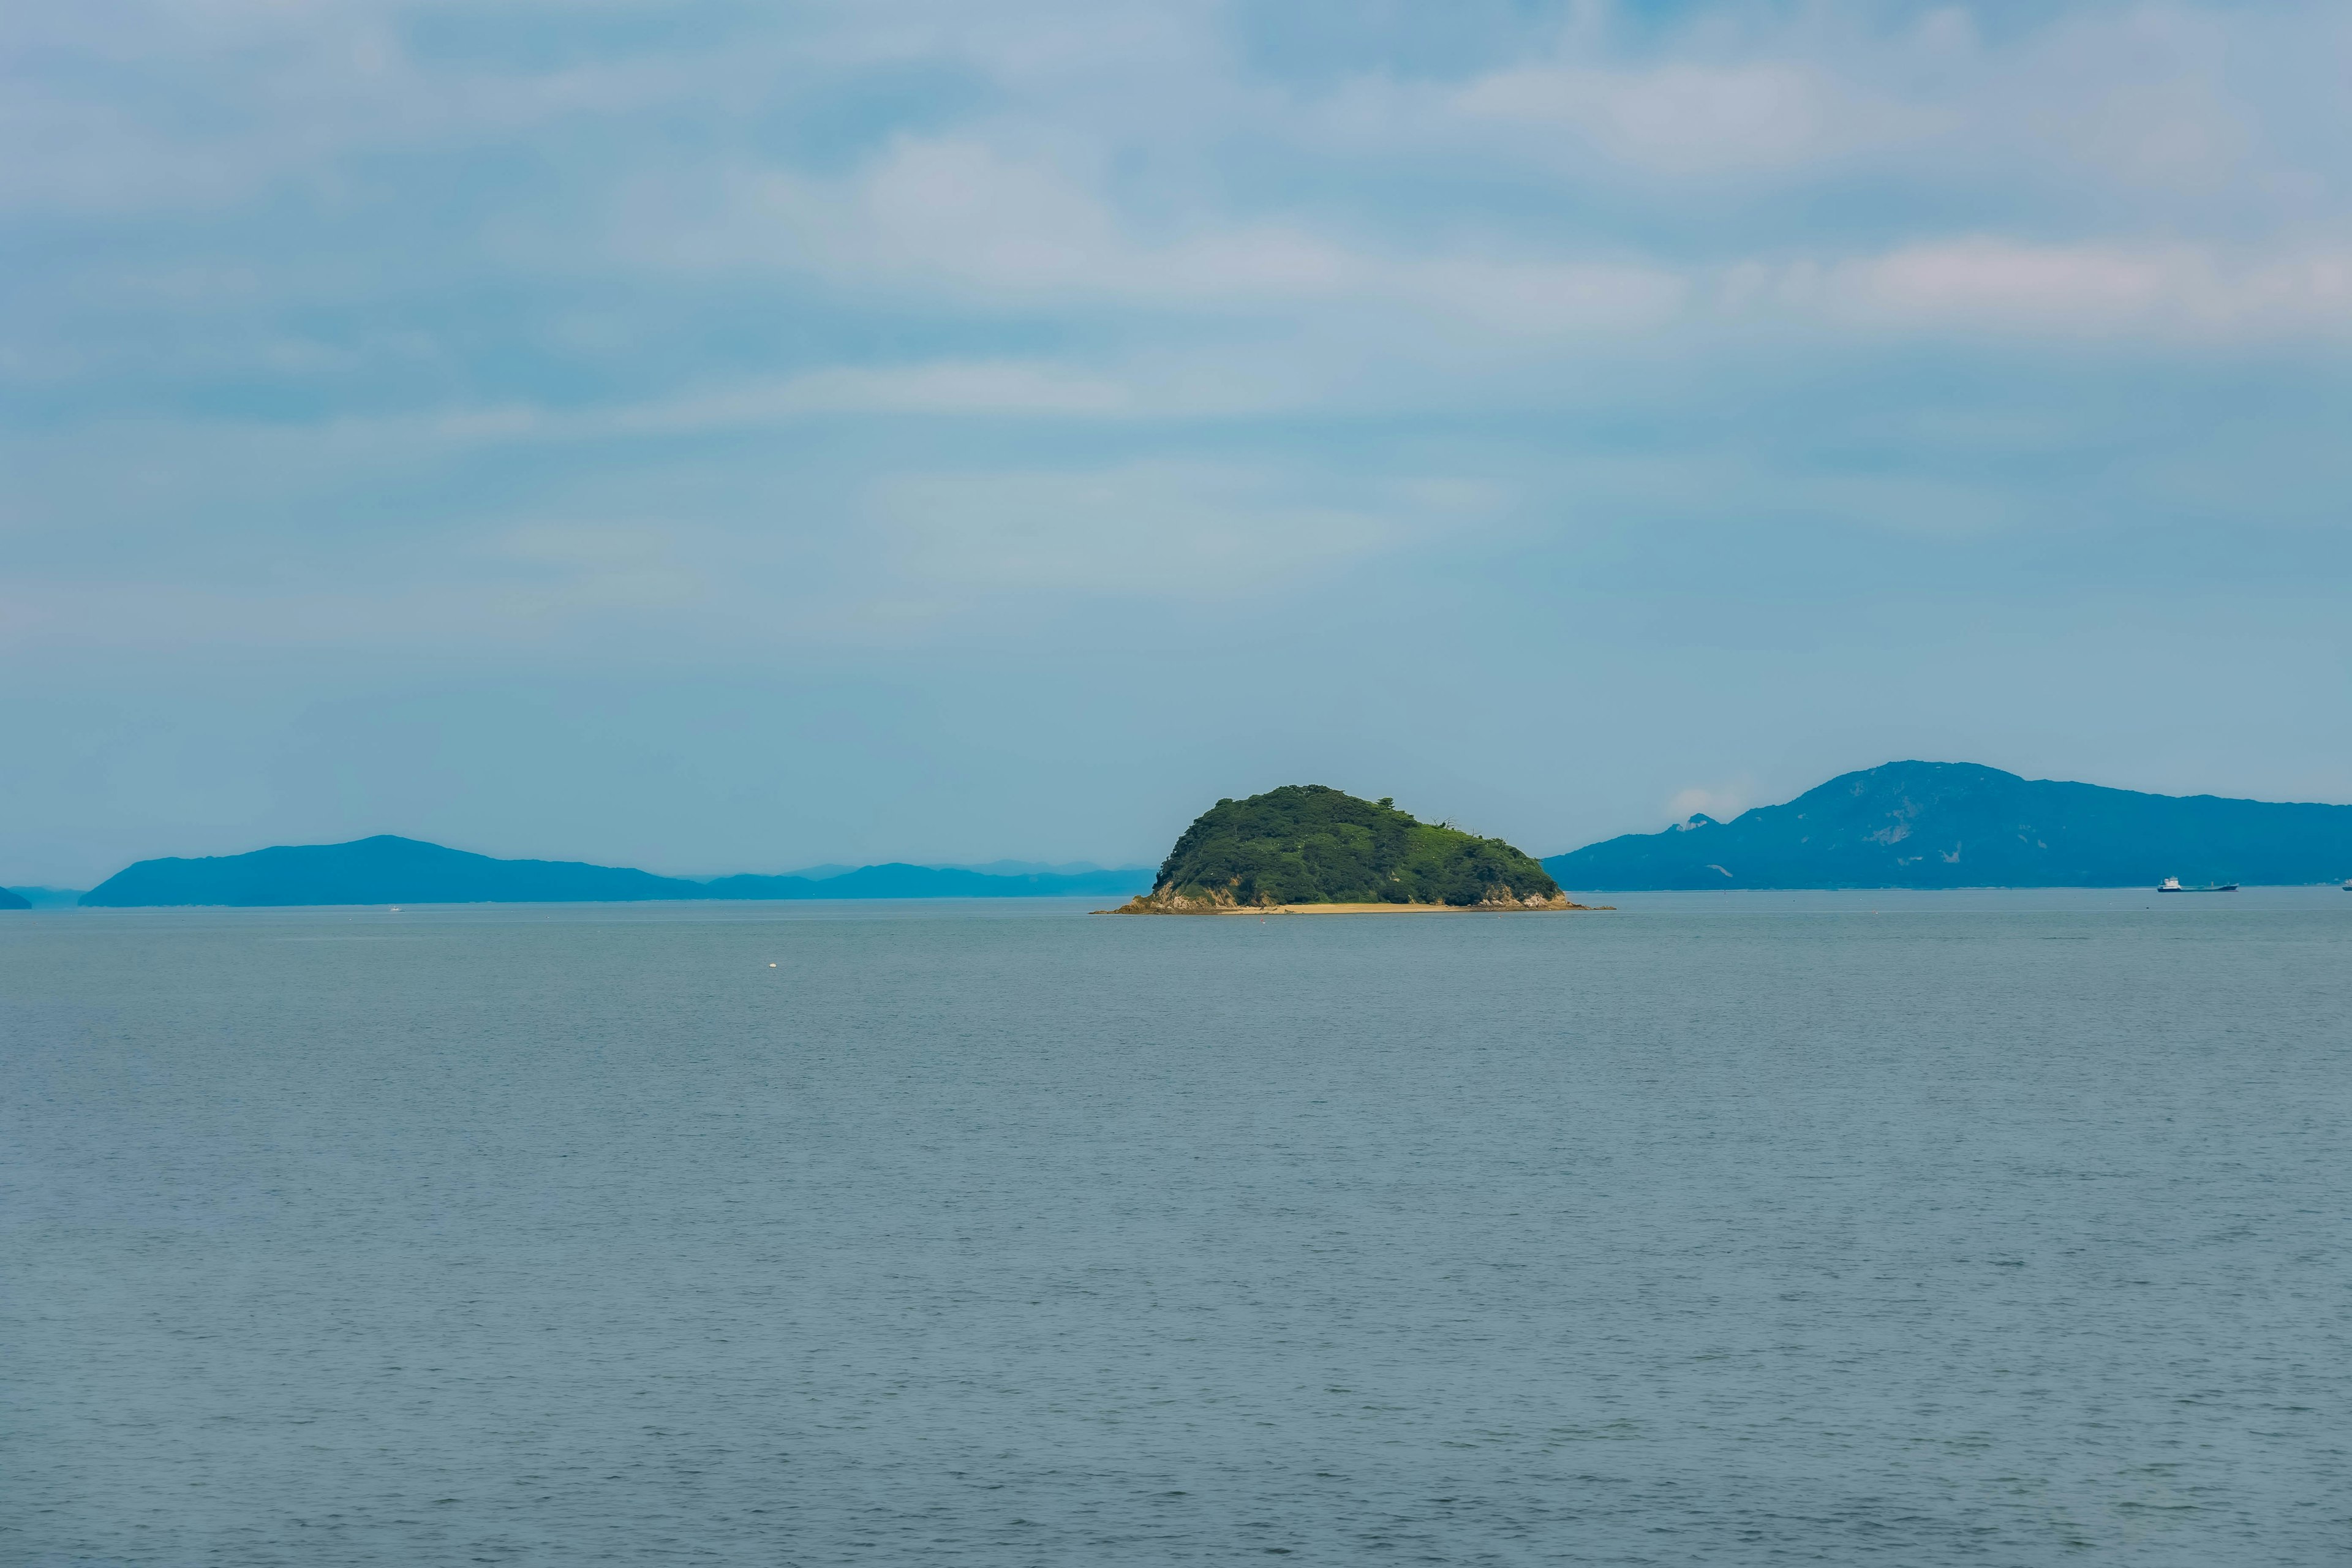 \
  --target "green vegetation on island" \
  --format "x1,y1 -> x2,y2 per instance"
1116,785 -> 1578,911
